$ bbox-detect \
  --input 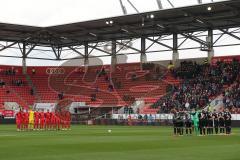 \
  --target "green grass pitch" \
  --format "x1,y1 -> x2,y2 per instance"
0,125 -> 240,160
